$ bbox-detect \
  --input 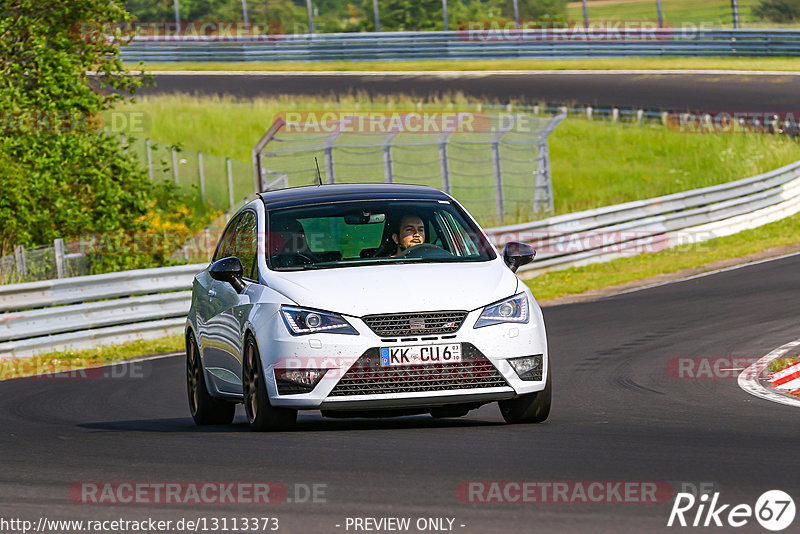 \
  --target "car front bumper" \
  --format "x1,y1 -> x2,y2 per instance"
256,300 -> 549,411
